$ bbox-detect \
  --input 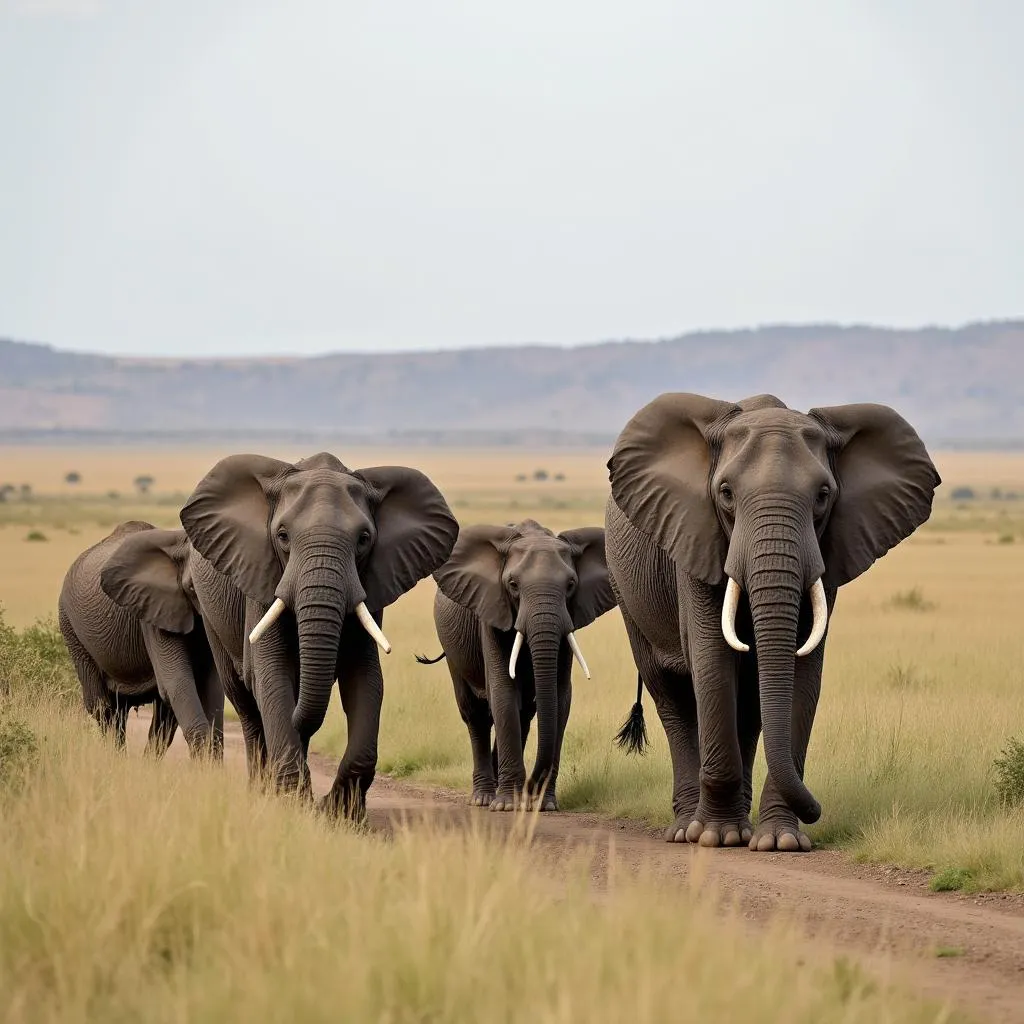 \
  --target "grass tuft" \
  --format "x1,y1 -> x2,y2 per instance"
992,736 -> 1024,808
